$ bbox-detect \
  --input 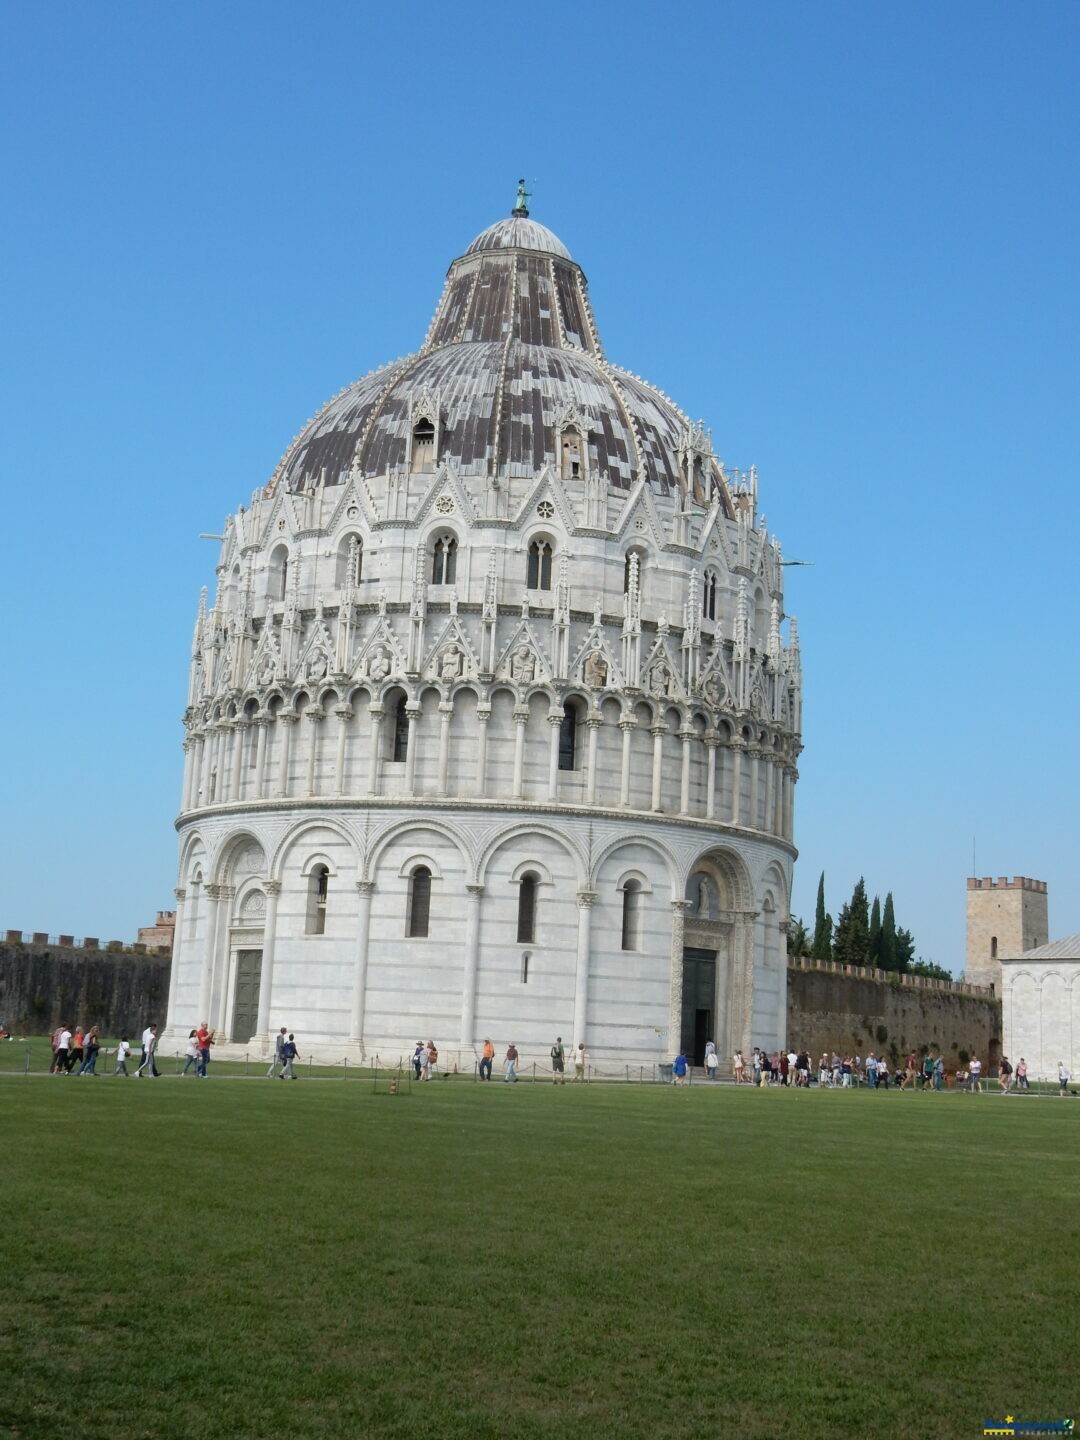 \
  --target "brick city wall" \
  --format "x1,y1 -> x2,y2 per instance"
787,960 -> 1001,1065
0,943 -> 170,1037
